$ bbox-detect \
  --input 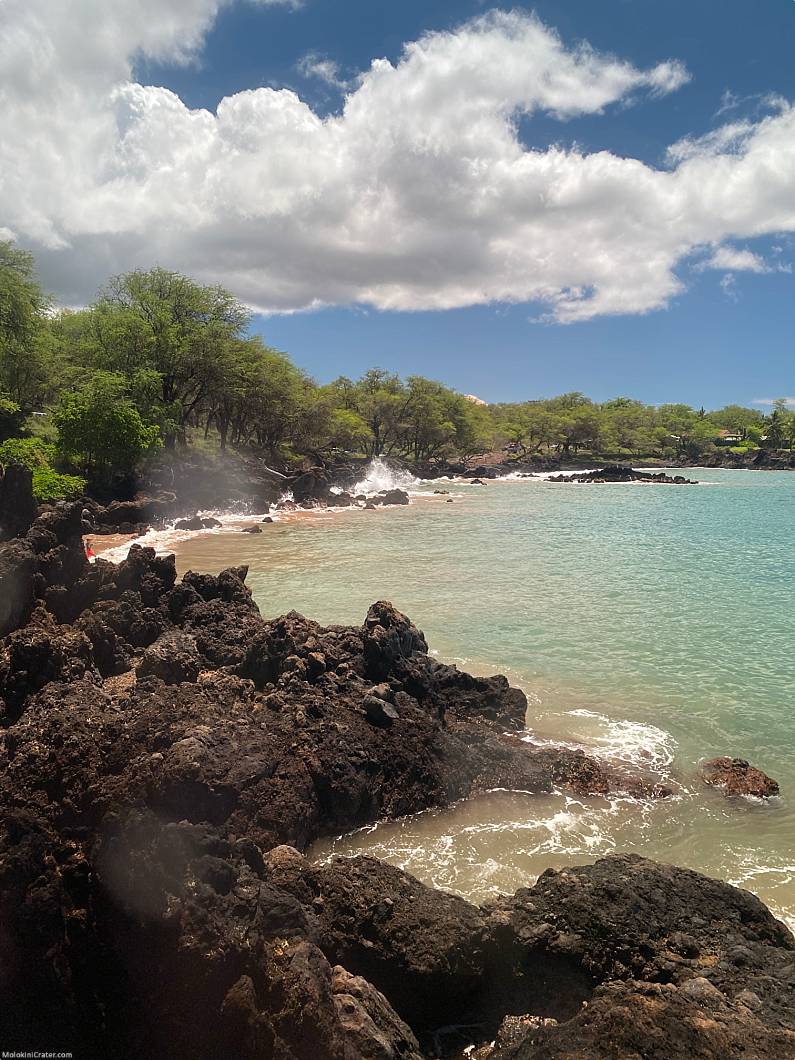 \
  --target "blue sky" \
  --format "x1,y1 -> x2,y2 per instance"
4,0 -> 794,406
135,0 -> 794,407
